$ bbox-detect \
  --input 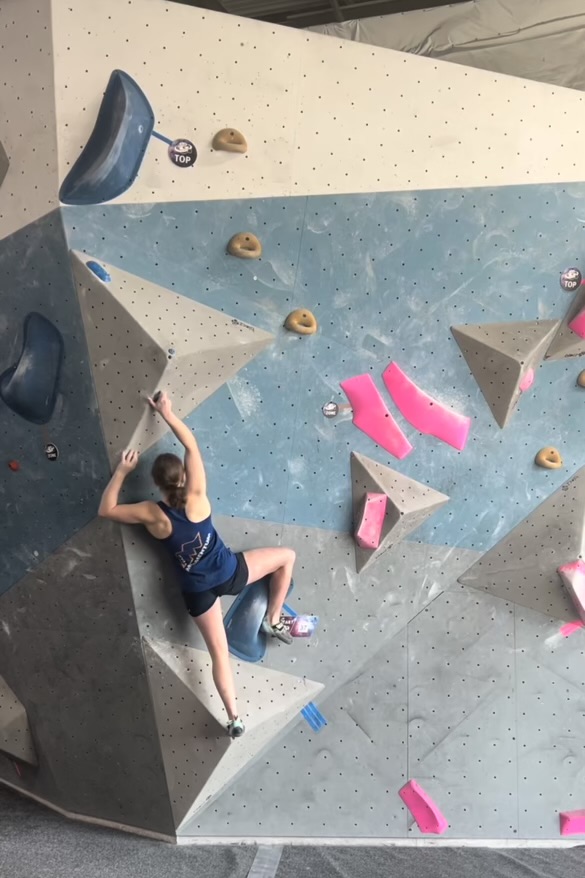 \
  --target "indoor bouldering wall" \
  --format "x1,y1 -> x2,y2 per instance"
1,0 -> 585,844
